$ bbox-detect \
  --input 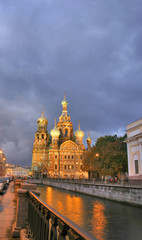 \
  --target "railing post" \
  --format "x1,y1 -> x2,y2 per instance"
67,229 -> 81,240
12,183 -> 40,238
57,219 -> 69,240
50,213 -> 58,240
16,189 -> 28,228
